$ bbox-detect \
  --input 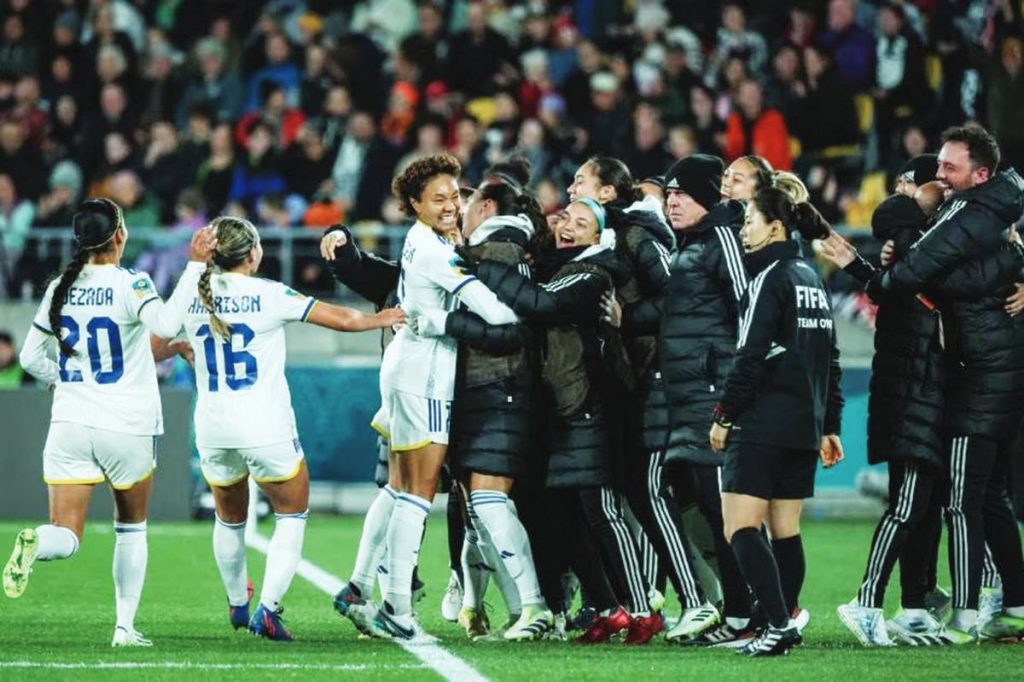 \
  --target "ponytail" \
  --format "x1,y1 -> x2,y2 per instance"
513,191 -> 548,241
51,198 -> 124,356
791,201 -> 831,240
198,215 -> 261,339
752,186 -> 831,240
49,247 -> 88,357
